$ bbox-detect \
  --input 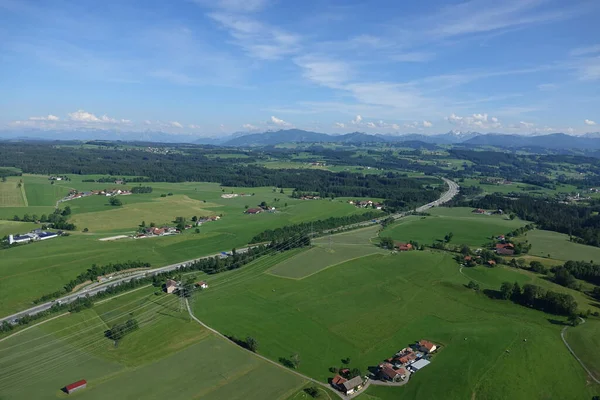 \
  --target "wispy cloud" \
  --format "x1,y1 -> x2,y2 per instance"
585,119 -> 597,126
446,112 -> 502,130
269,116 -> 292,127
570,44 -> 600,57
